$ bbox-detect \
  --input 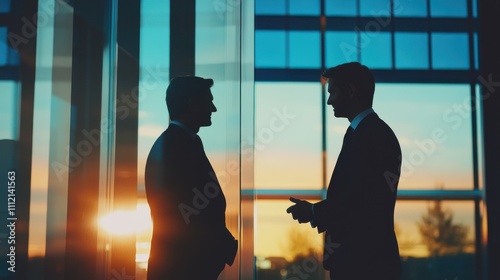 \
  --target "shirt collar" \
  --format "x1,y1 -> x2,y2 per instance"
350,108 -> 374,130
170,120 -> 197,139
